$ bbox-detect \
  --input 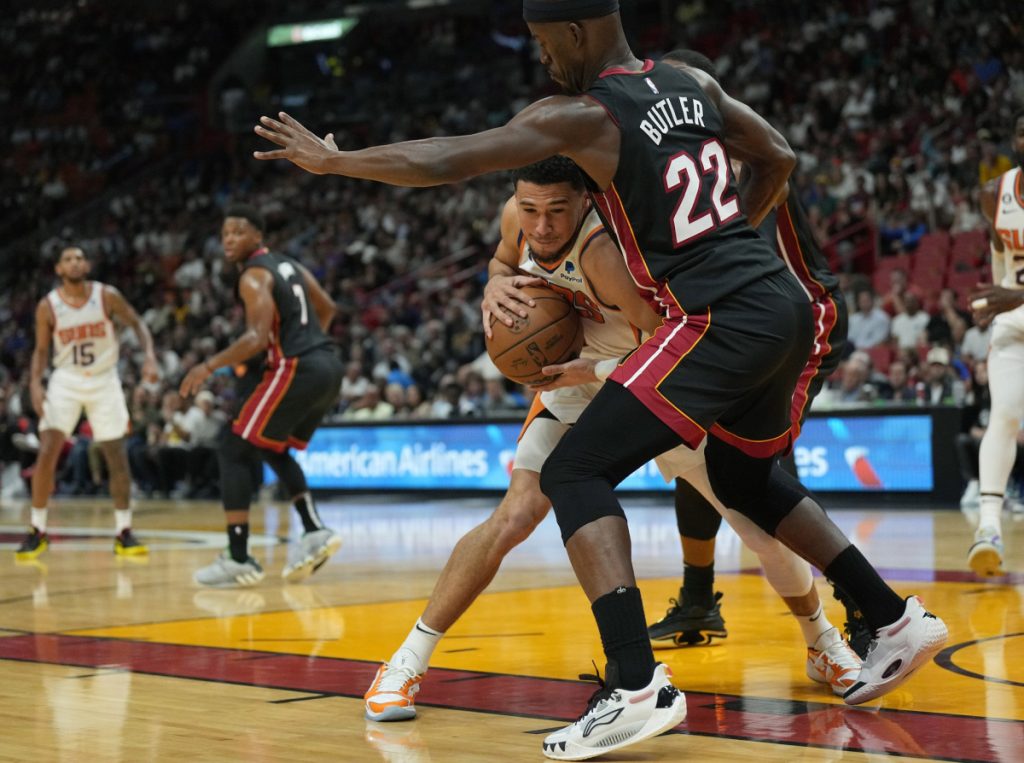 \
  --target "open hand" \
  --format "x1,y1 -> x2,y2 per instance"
969,283 -> 1024,322
254,112 -> 337,174
179,362 -> 211,398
